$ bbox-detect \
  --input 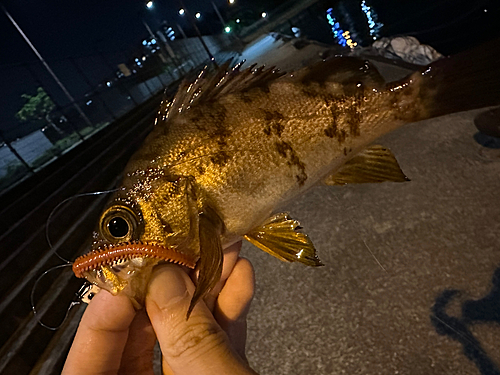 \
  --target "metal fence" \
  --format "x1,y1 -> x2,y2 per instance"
0,33 -> 235,193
